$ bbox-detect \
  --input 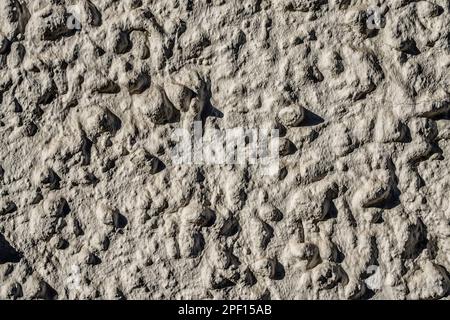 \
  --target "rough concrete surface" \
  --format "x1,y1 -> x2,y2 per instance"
0,0 -> 449,300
